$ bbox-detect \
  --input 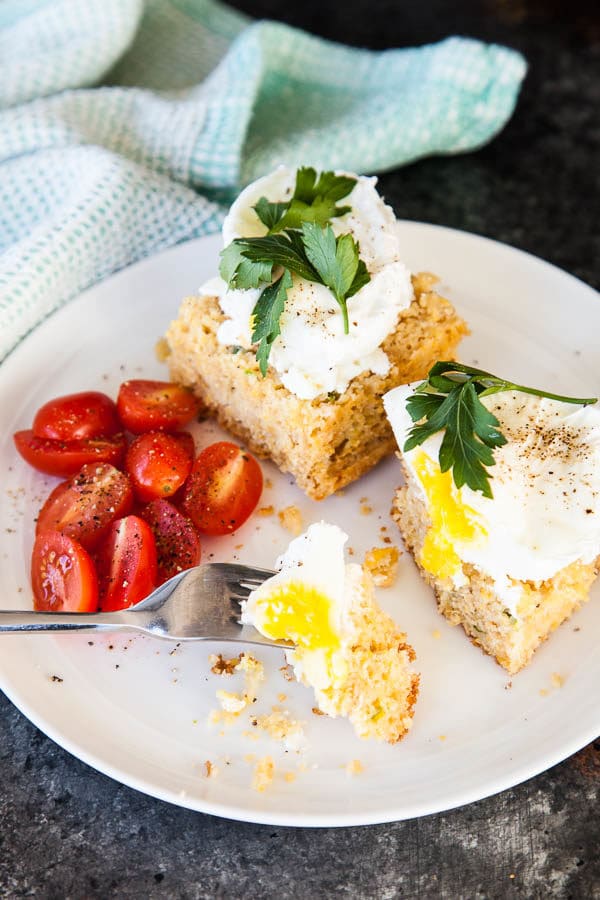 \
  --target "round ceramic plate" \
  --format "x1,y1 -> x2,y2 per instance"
1,225 -> 599,827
